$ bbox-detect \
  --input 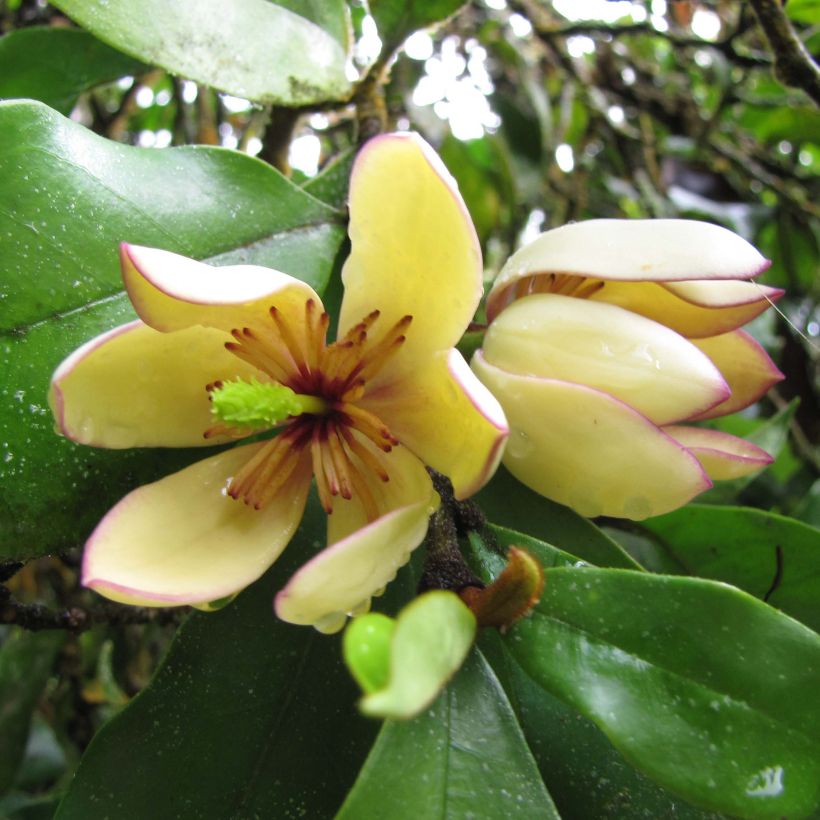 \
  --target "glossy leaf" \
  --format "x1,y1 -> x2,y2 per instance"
336,650 -> 560,819
51,0 -> 351,105
55,497 -> 378,820
0,630 -> 64,794
507,567 -> 820,819
638,504 -> 820,631
0,27 -> 145,114
370,0 -> 467,52
0,100 -> 345,560
475,466 -> 641,569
